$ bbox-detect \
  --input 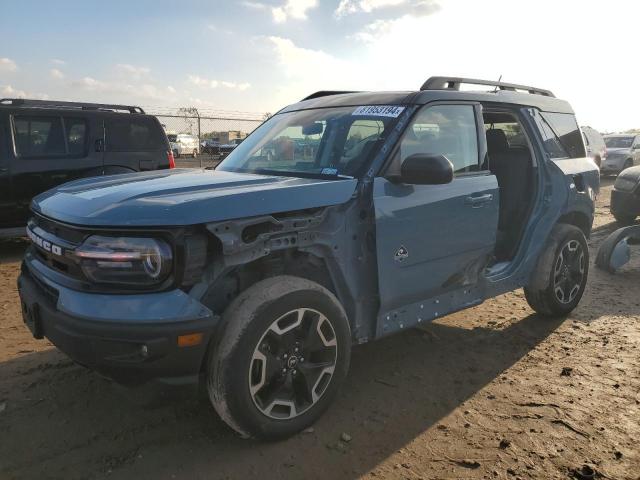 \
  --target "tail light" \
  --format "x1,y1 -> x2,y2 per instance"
167,150 -> 176,169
